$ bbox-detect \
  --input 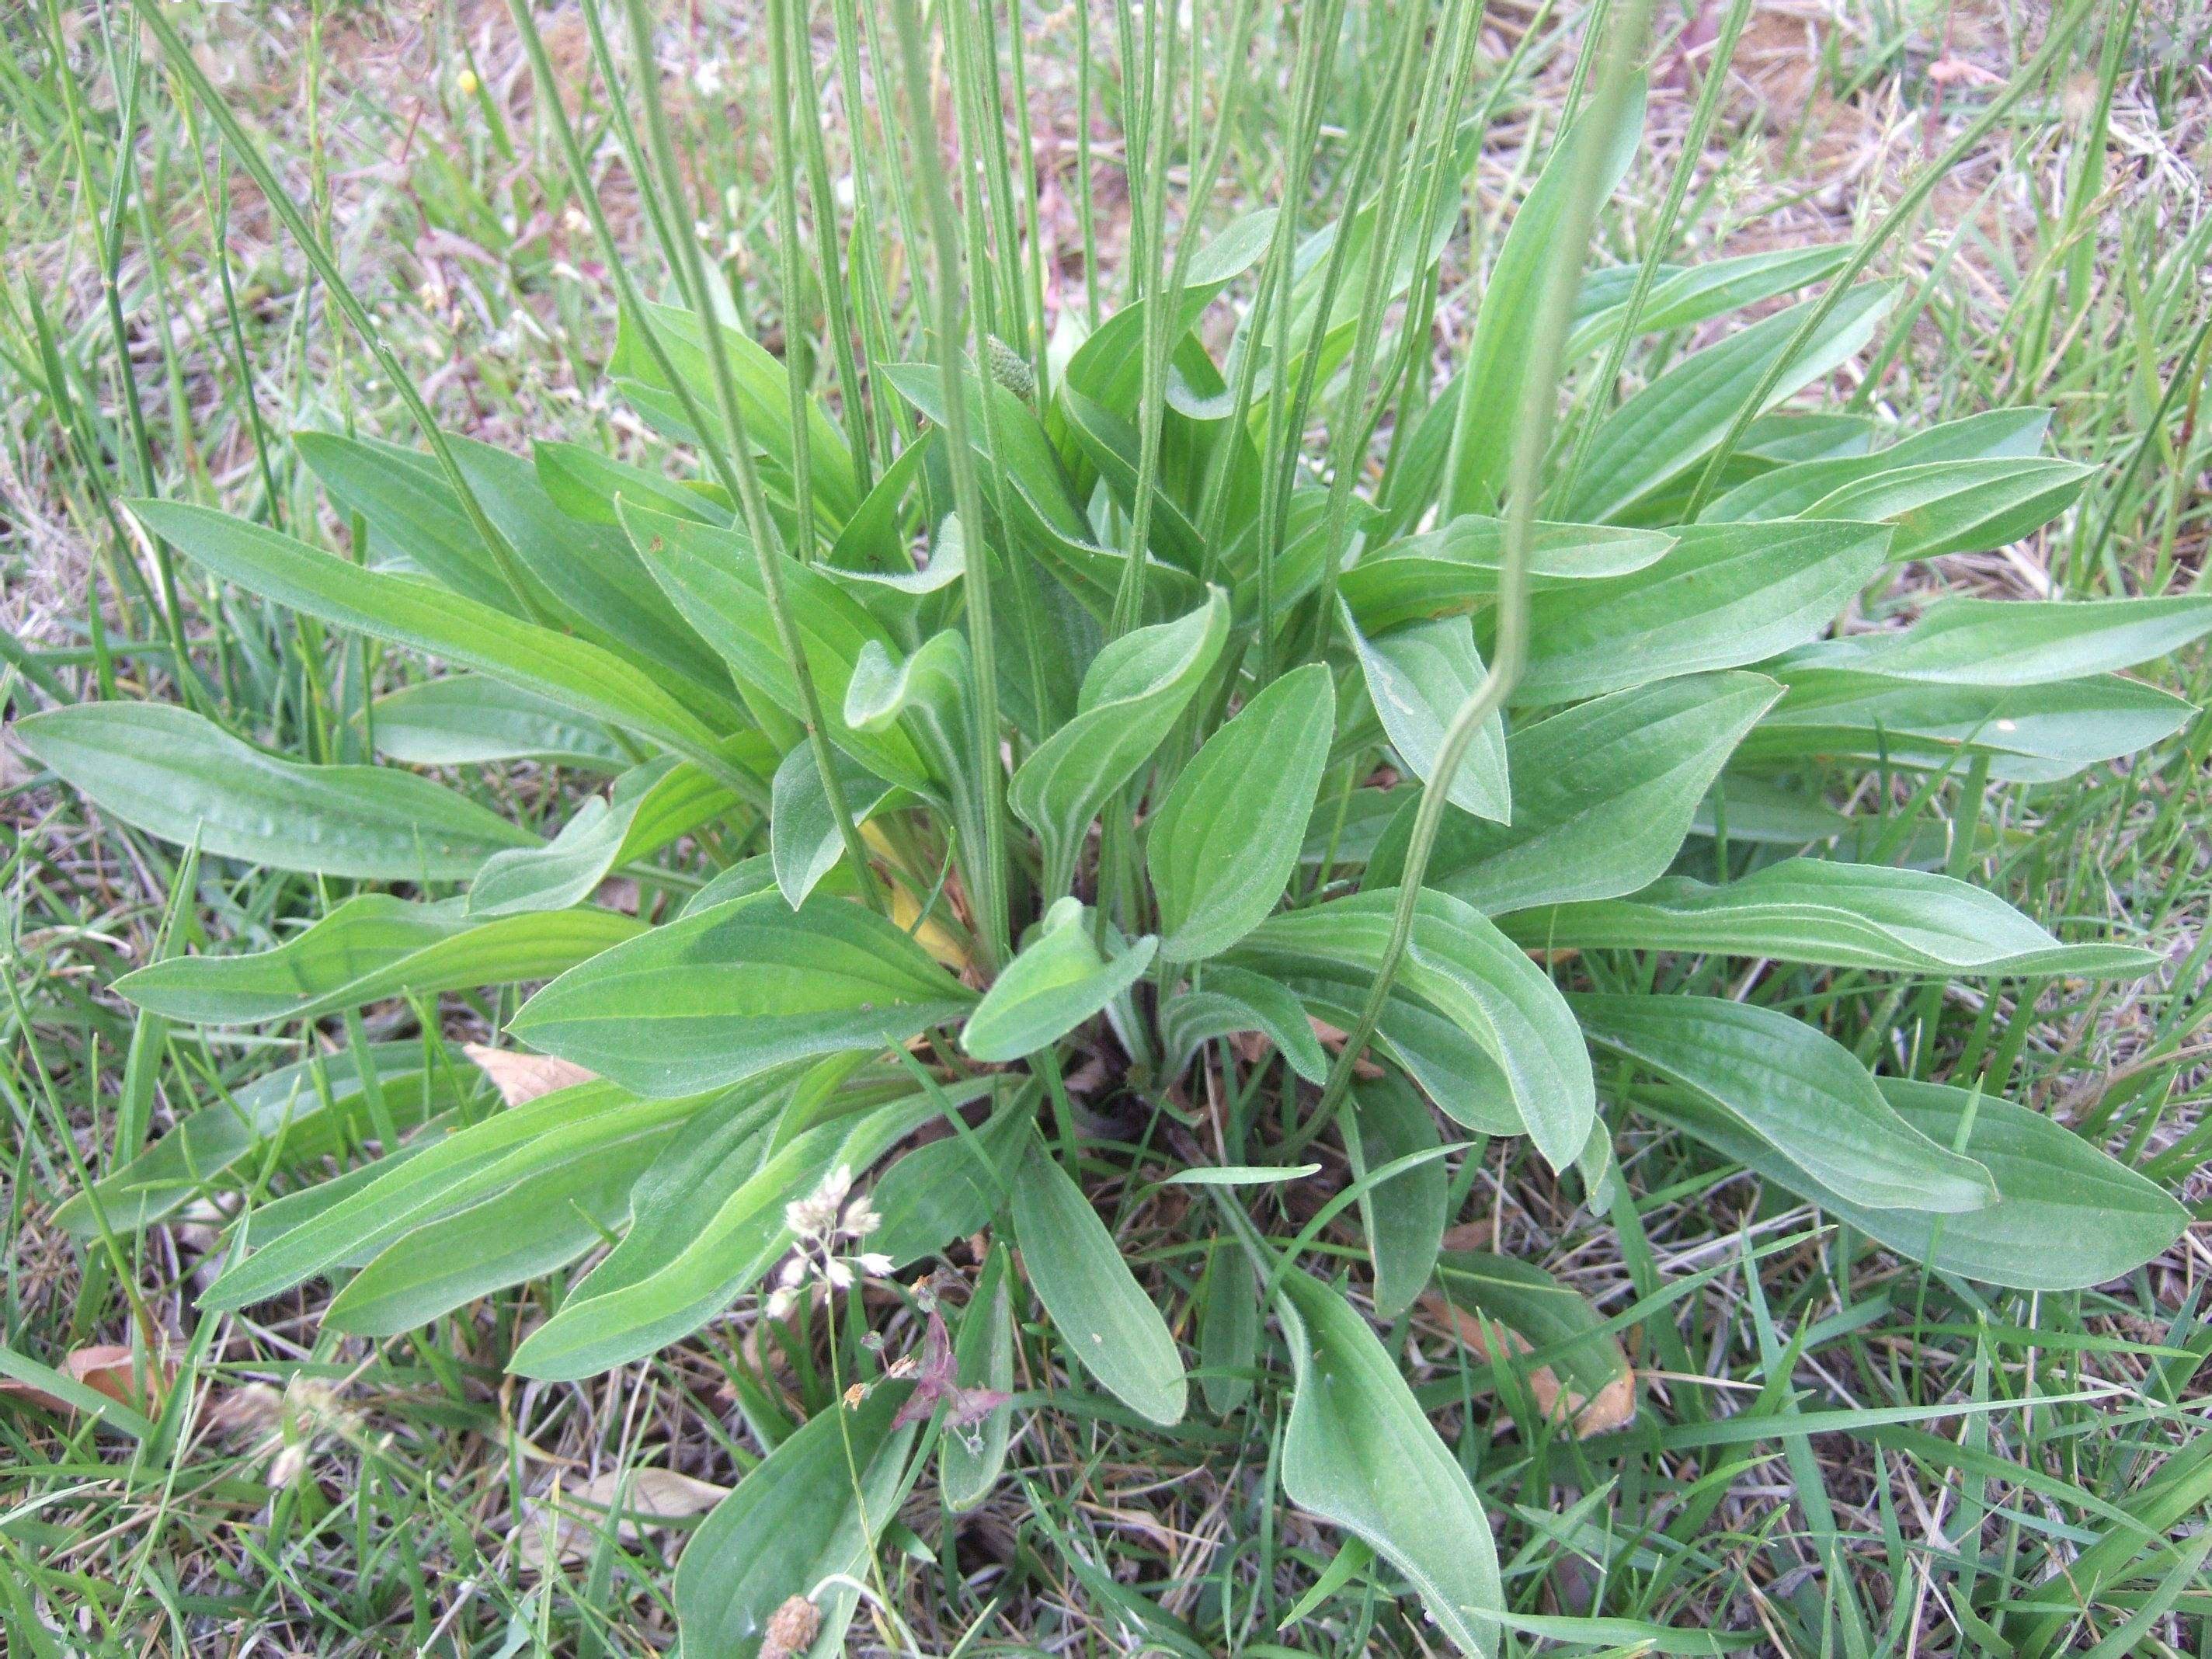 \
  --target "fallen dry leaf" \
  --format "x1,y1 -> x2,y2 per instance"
1438,1221 -> 1495,1253
1303,1017 -> 1387,1078
513,1466 -> 730,1572
1418,1296 -> 1638,1438
0,1344 -> 176,1416
464,1043 -> 597,1107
